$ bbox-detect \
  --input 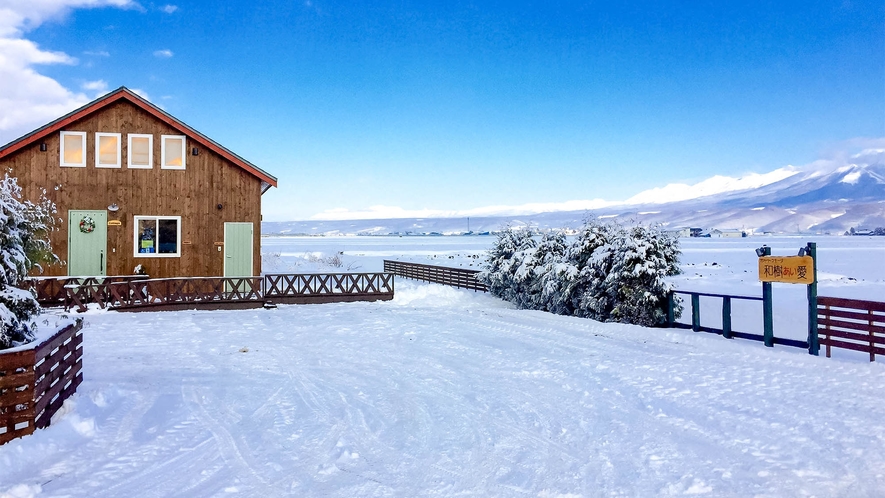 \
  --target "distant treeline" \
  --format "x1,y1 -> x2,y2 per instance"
845,227 -> 885,236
